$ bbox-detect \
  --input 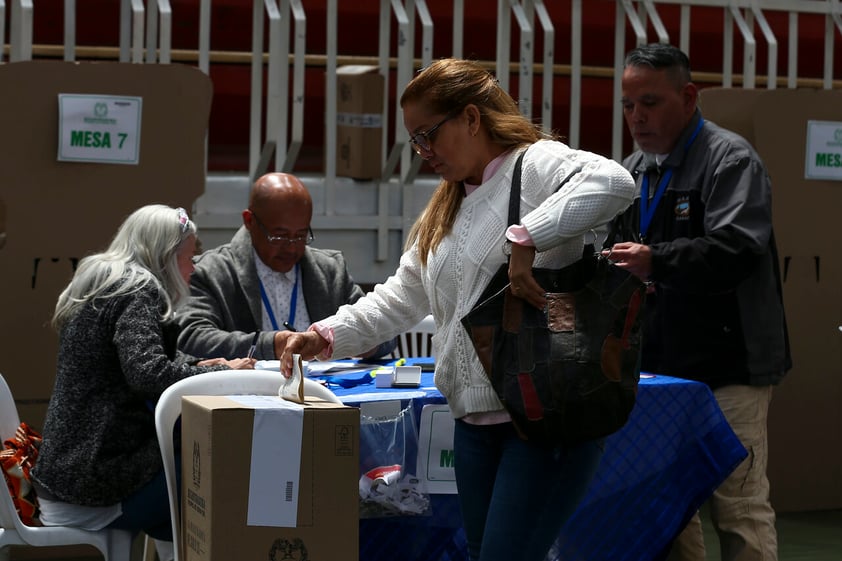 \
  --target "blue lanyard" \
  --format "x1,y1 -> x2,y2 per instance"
639,118 -> 704,239
258,263 -> 299,331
